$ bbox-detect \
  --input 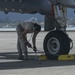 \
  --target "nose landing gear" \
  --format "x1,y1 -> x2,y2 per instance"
43,30 -> 70,60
